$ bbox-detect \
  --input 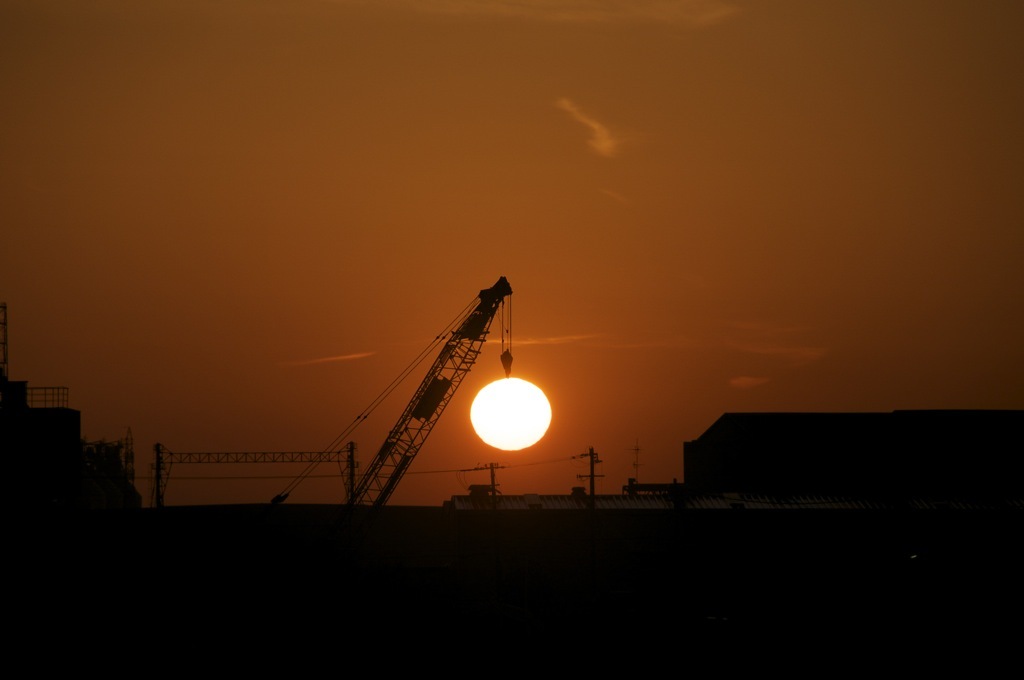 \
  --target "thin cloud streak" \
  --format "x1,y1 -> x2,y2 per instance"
281,352 -> 375,367
601,189 -> 630,204
725,321 -> 827,367
556,98 -> 621,157
489,334 -> 603,346
355,0 -> 741,26
730,376 -> 770,389
599,336 -> 701,350
494,334 -> 705,350
729,342 -> 828,367
495,331 -> 821,358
